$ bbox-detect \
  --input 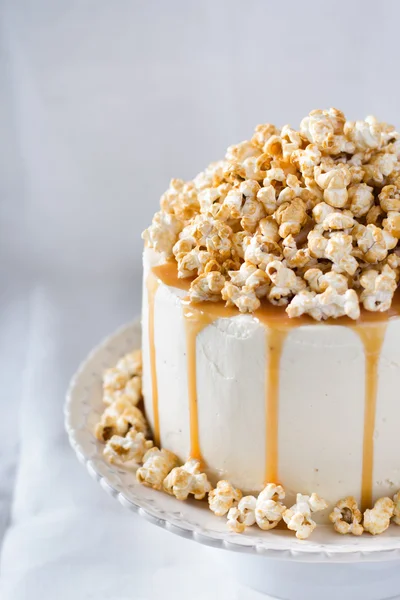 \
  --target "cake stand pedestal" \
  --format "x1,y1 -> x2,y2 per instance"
65,321 -> 400,600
